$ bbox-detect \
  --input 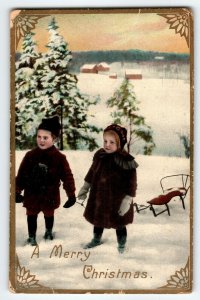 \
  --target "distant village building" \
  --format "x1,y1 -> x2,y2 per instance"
97,62 -> 110,72
80,64 -> 98,73
109,73 -> 117,79
125,69 -> 142,80
154,56 -> 164,60
154,56 -> 165,66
